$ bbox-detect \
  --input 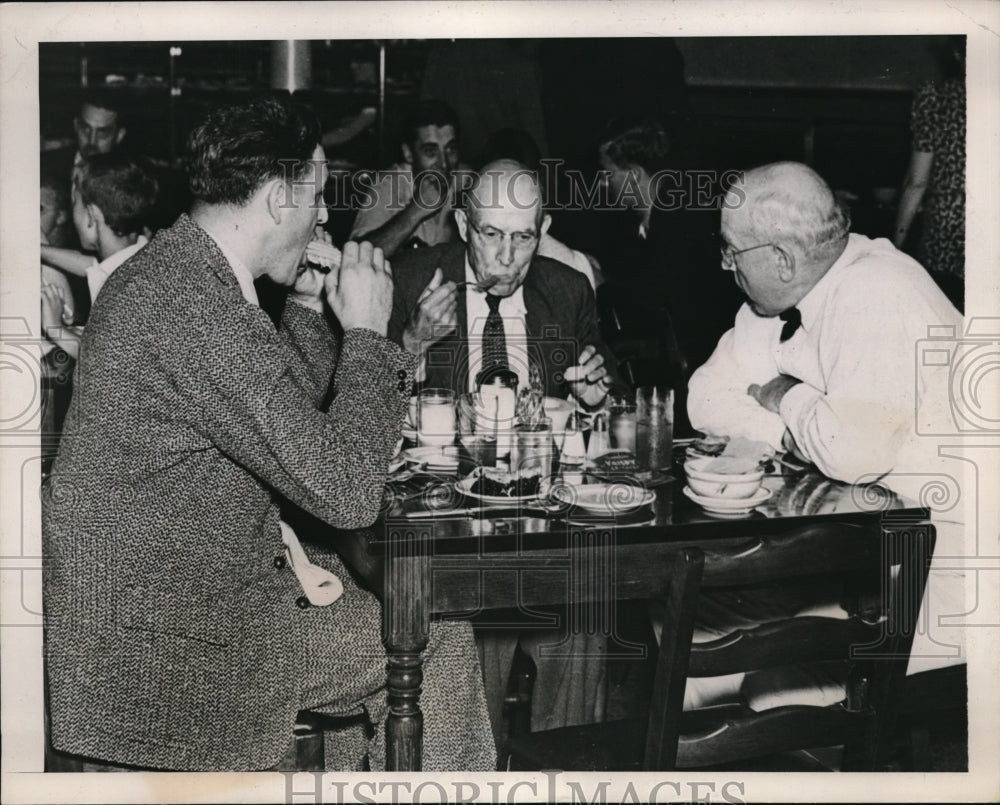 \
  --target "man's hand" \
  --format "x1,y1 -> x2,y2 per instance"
408,170 -> 452,220
747,374 -> 801,414
402,267 -> 457,356
41,283 -> 66,333
565,345 -> 612,407
326,241 -> 394,336
289,228 -> 340,313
